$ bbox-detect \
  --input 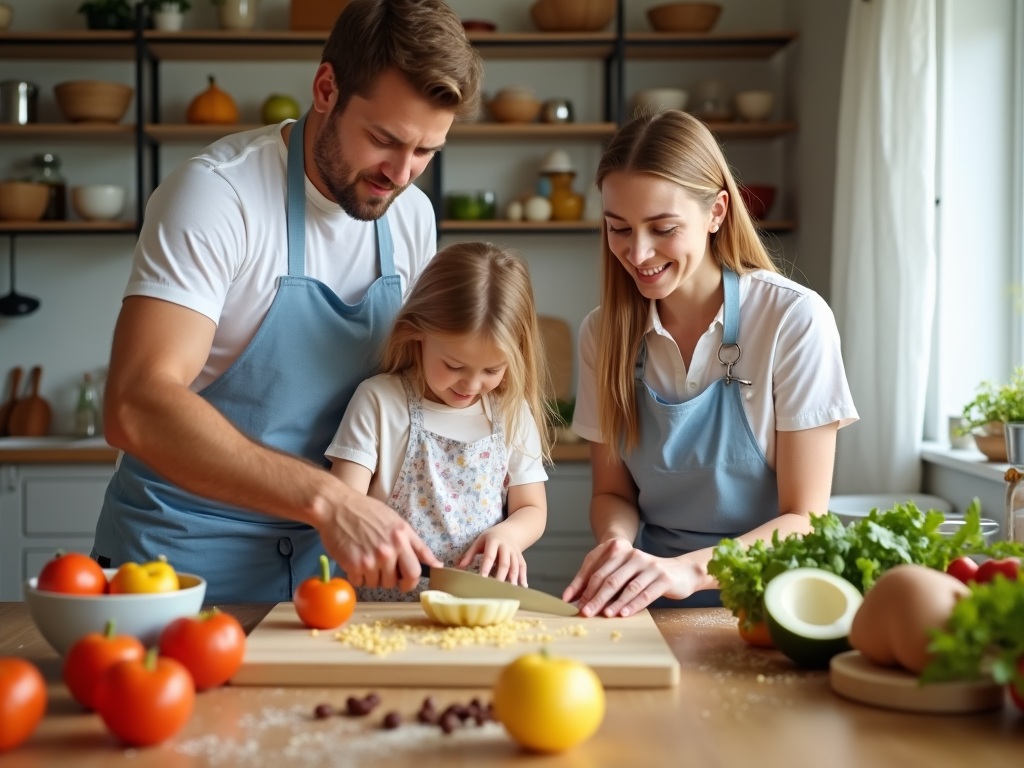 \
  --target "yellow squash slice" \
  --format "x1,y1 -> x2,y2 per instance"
420,590 -> 520,627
